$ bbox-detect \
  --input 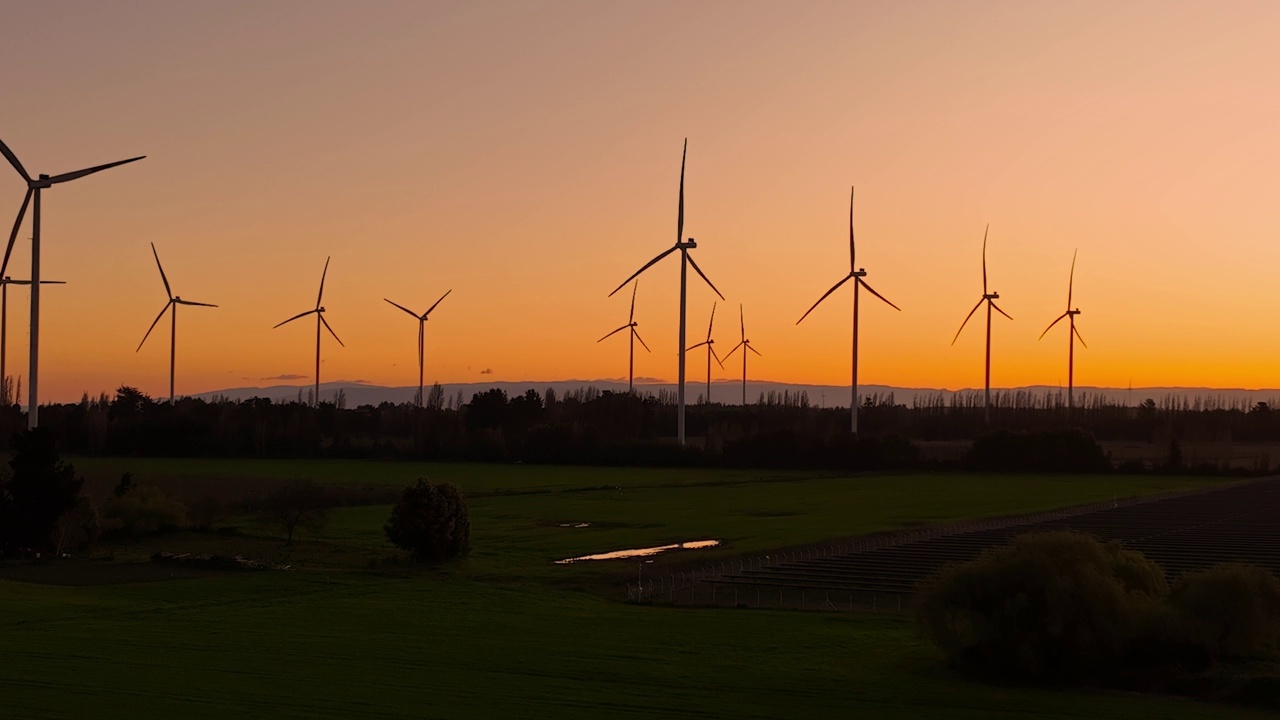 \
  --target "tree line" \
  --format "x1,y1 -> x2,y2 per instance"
3,384 -> 1280,471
